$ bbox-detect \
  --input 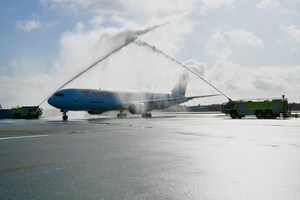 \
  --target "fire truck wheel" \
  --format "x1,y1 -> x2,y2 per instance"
255,111 -> 263,119
264,110 -> 273,119
230,111 -> 238,119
